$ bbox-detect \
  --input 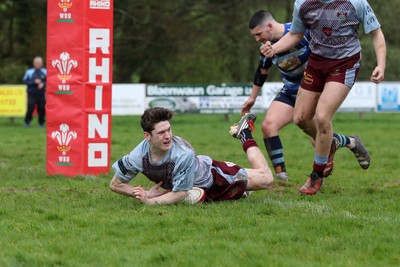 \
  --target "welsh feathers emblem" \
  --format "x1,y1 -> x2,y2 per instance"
52,123 -> 77,156
52,52 -> 78,84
